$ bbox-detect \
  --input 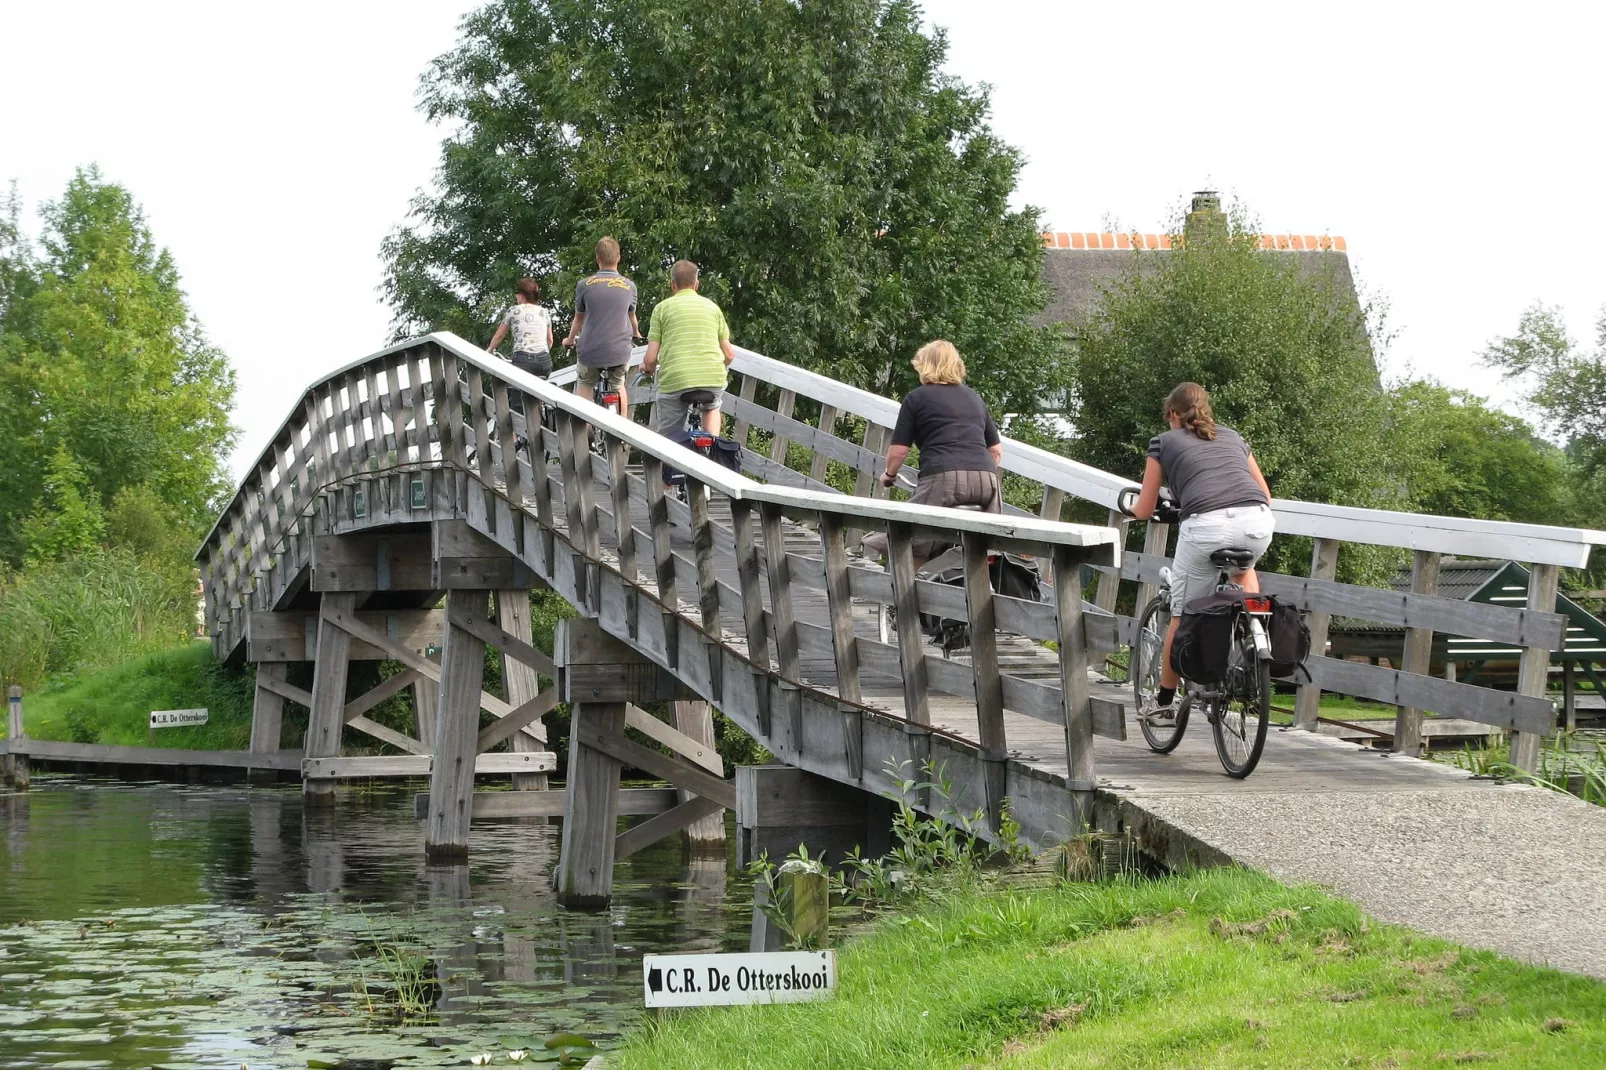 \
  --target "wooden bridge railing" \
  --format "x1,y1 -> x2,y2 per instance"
195,332 -> 1123,851
552,345 -> 1606,771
